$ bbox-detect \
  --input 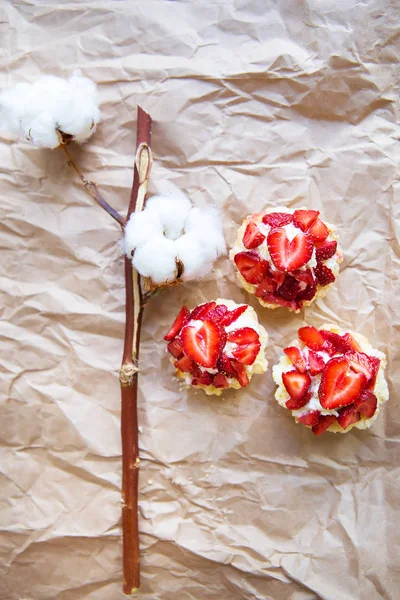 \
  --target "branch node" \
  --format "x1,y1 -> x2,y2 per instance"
119,363 -> 139,386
